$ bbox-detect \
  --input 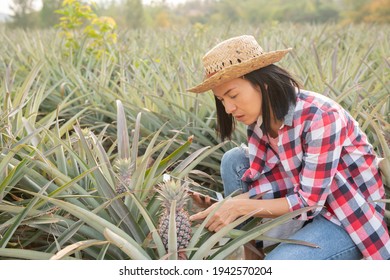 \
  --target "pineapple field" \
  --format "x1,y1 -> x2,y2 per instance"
0,22 -> 389,260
